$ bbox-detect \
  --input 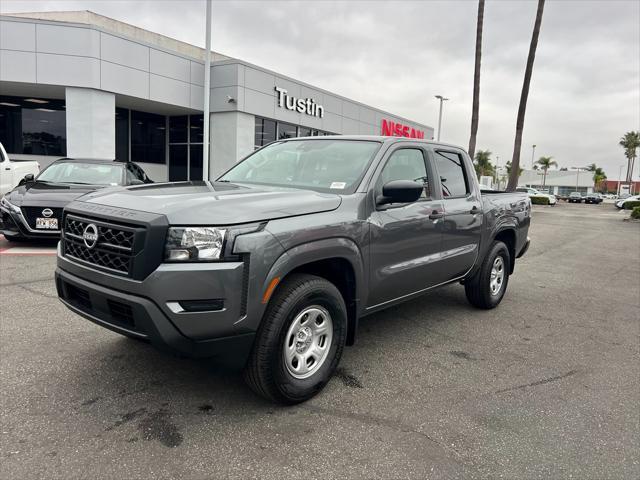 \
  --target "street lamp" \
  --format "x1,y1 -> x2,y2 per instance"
435,95 -> 449,142
531,144 -> 536,169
